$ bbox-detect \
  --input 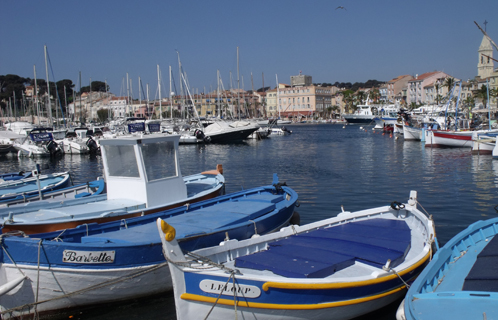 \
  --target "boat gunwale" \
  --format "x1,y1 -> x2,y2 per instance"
404,217 -> 498,319
178,201 -> 435,286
